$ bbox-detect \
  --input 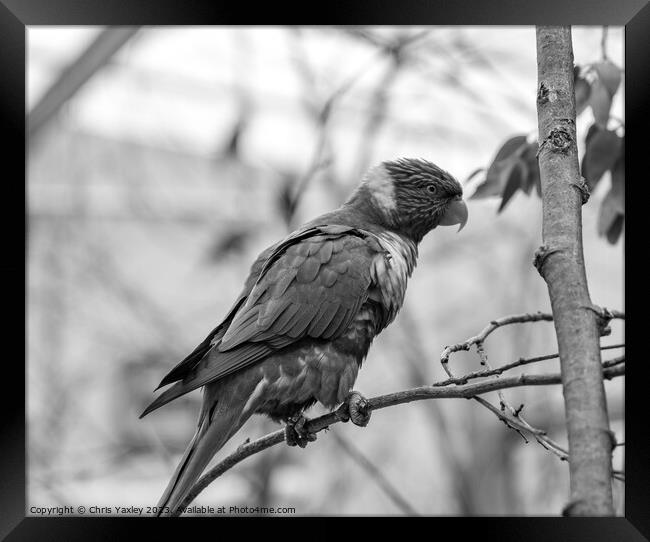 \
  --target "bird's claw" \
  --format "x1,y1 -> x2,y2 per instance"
284,414 -> 317,448
337,390 -> 372,427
